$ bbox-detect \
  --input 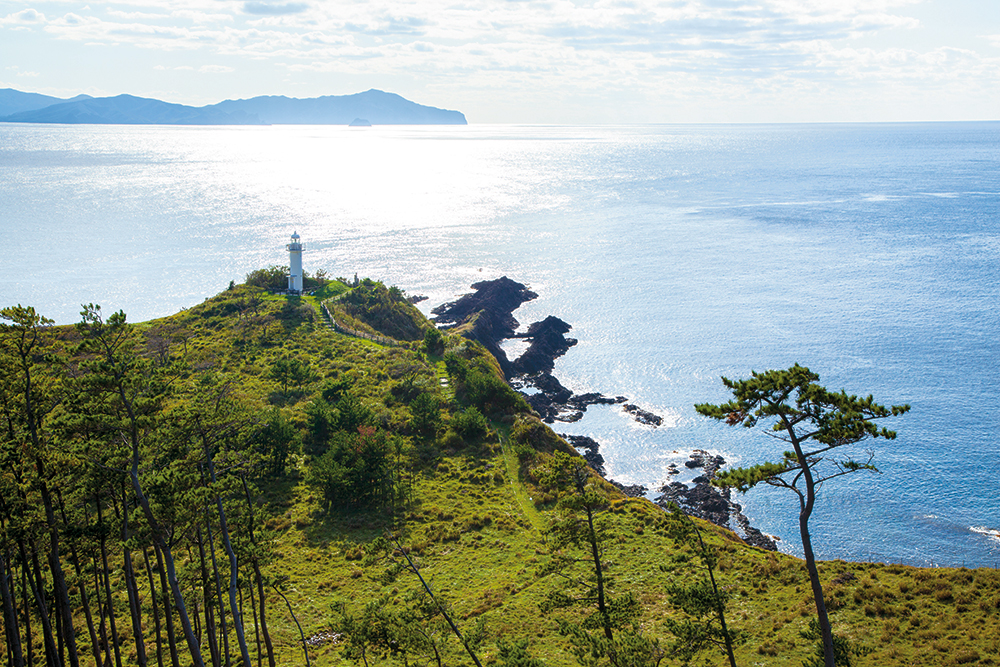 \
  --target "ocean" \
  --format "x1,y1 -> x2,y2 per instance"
1,121 -> 998,567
